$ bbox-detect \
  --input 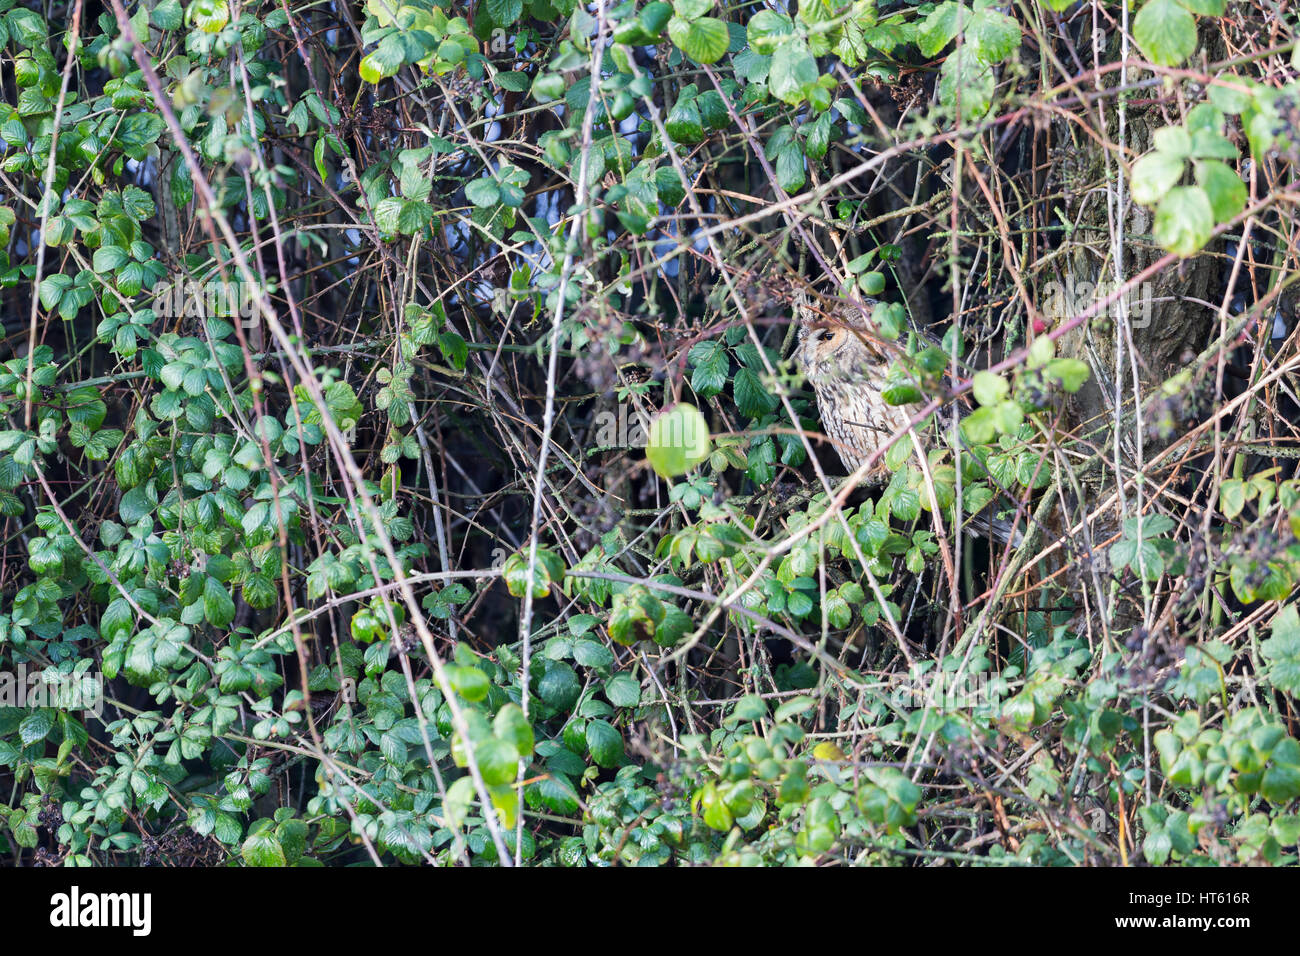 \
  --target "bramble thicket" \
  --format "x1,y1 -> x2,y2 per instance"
3,0 -> 1300,866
